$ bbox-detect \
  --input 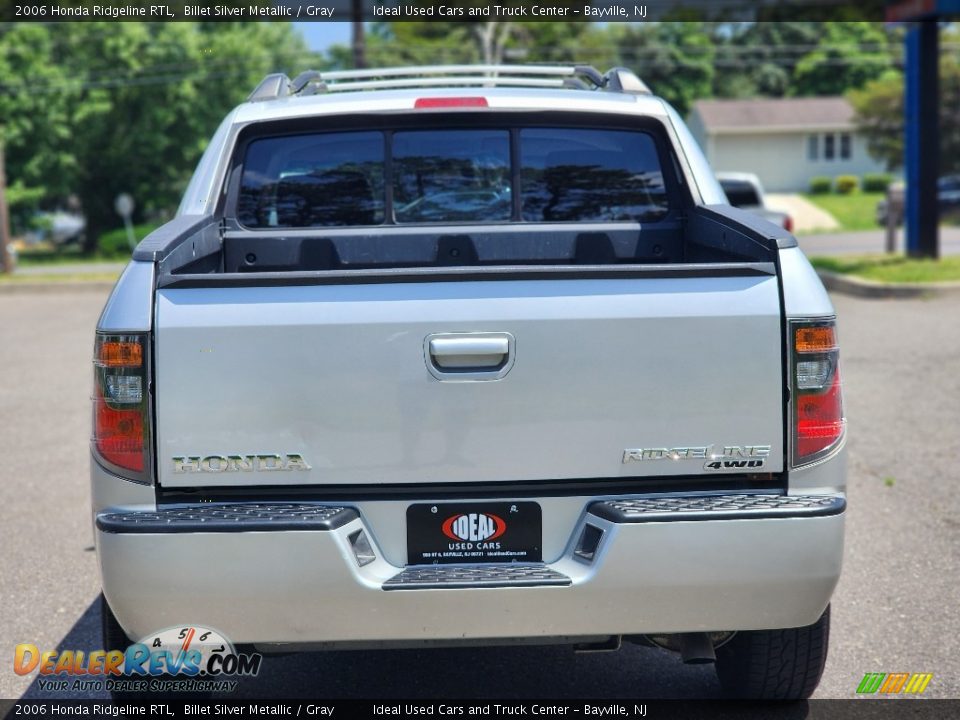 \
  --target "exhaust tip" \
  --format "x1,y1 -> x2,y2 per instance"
678,633 -> 716,665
